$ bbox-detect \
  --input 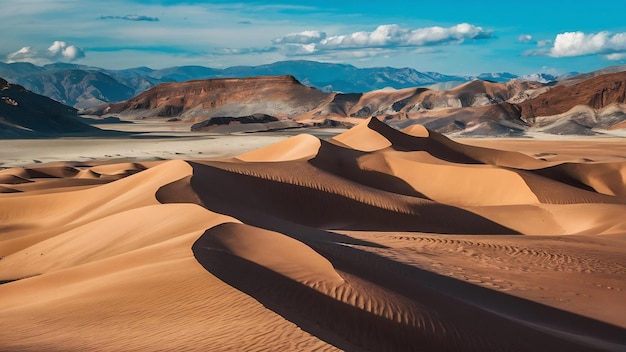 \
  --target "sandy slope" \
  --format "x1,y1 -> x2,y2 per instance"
1,117 -> 625,351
